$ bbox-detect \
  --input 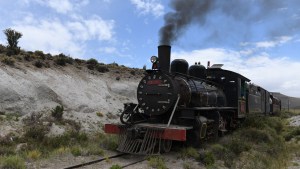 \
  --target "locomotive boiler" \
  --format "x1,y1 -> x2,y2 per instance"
137,45 -> 226,117
104,45 -> 281,154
